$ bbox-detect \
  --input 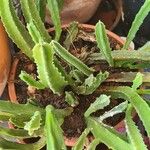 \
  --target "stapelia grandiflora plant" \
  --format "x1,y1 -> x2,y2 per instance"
0,0 -> 150,149
73,73 -> 150,150
0,100 -> 73,149
73,0 -> 150,149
